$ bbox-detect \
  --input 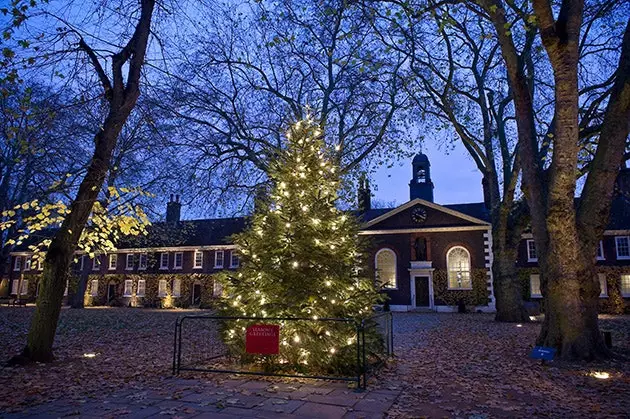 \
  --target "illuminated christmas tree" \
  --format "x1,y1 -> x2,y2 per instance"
216,116 -> 382,374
